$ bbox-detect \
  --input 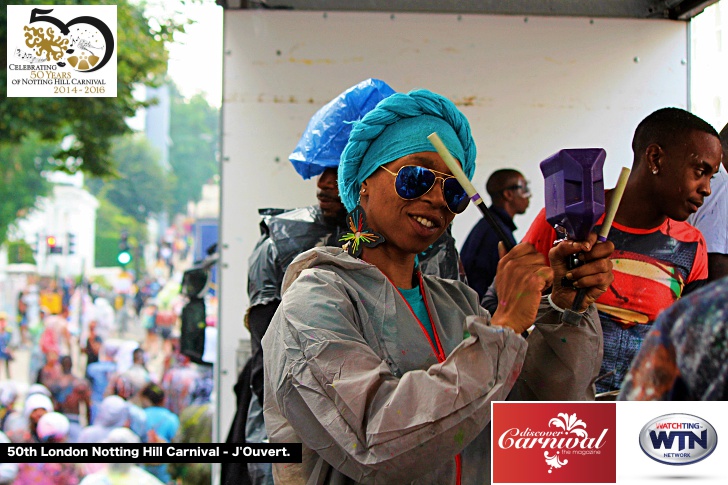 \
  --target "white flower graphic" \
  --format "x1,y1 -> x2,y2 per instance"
549,412 -> 588,437
542,413 -> 589,472
544,451 -> 568,473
